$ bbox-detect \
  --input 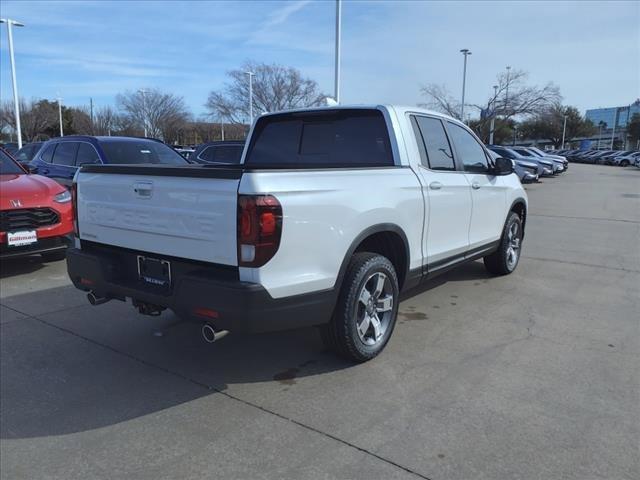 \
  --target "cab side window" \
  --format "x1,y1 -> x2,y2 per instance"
447,123 -> 489,173
411,116 -> 455,170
